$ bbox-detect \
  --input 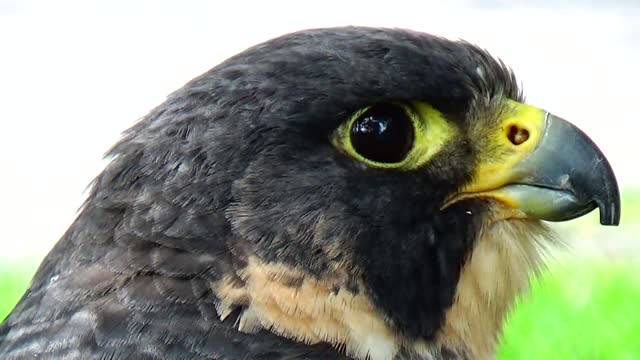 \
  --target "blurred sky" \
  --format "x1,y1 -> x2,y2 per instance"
0,0 -> 638,259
